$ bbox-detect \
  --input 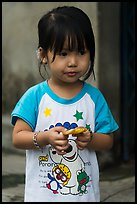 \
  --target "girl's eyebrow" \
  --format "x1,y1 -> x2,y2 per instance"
61,47 -> 87,51
61,48 -> 69,51
60,48 -> 73,52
